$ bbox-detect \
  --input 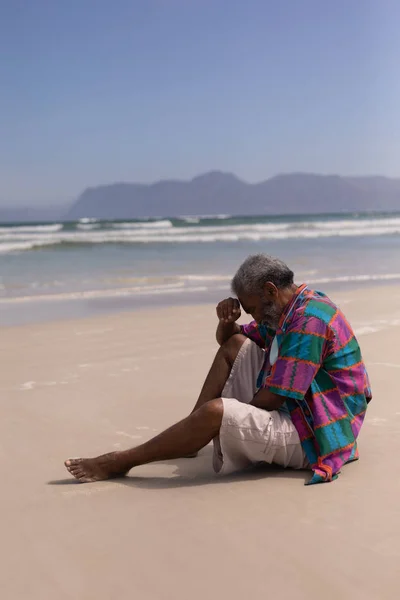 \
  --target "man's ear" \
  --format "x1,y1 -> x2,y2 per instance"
263,282 -> 278,297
